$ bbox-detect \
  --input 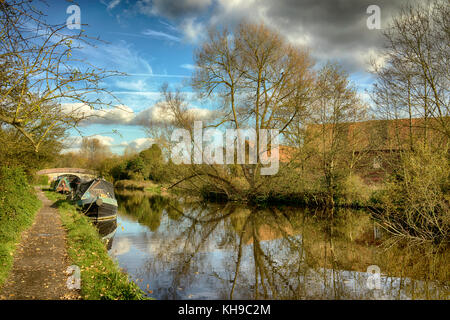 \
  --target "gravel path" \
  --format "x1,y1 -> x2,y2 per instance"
0,188 -> 80,300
